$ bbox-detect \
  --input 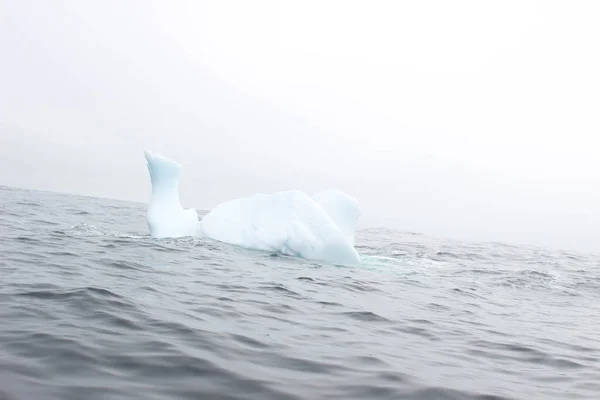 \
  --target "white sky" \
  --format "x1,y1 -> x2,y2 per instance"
1,0 -> 599,252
